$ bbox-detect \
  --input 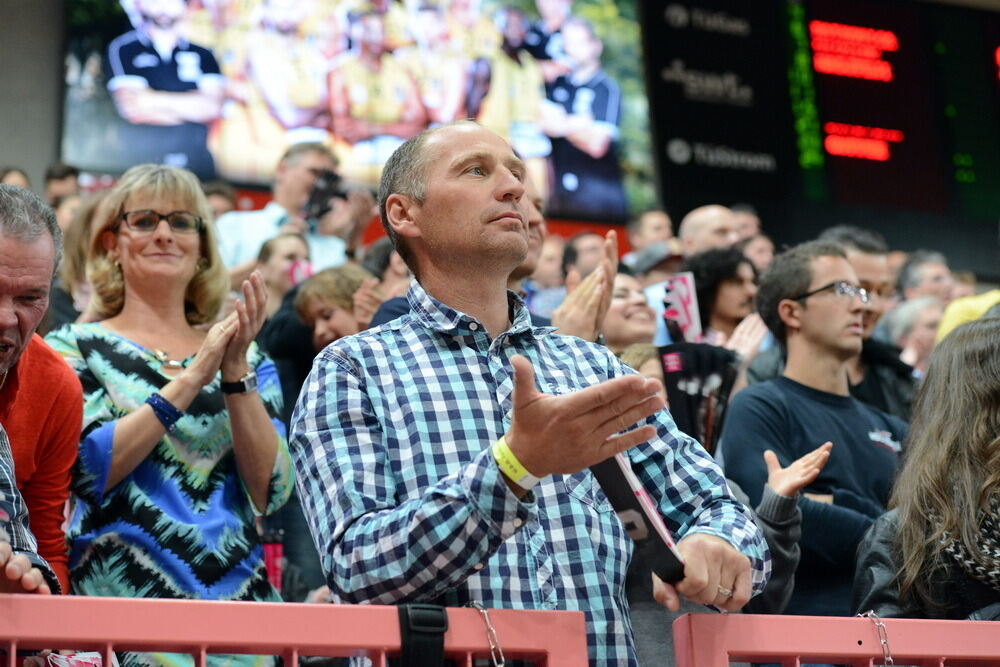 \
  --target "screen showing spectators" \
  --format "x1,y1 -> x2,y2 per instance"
61,0 -> 654,222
